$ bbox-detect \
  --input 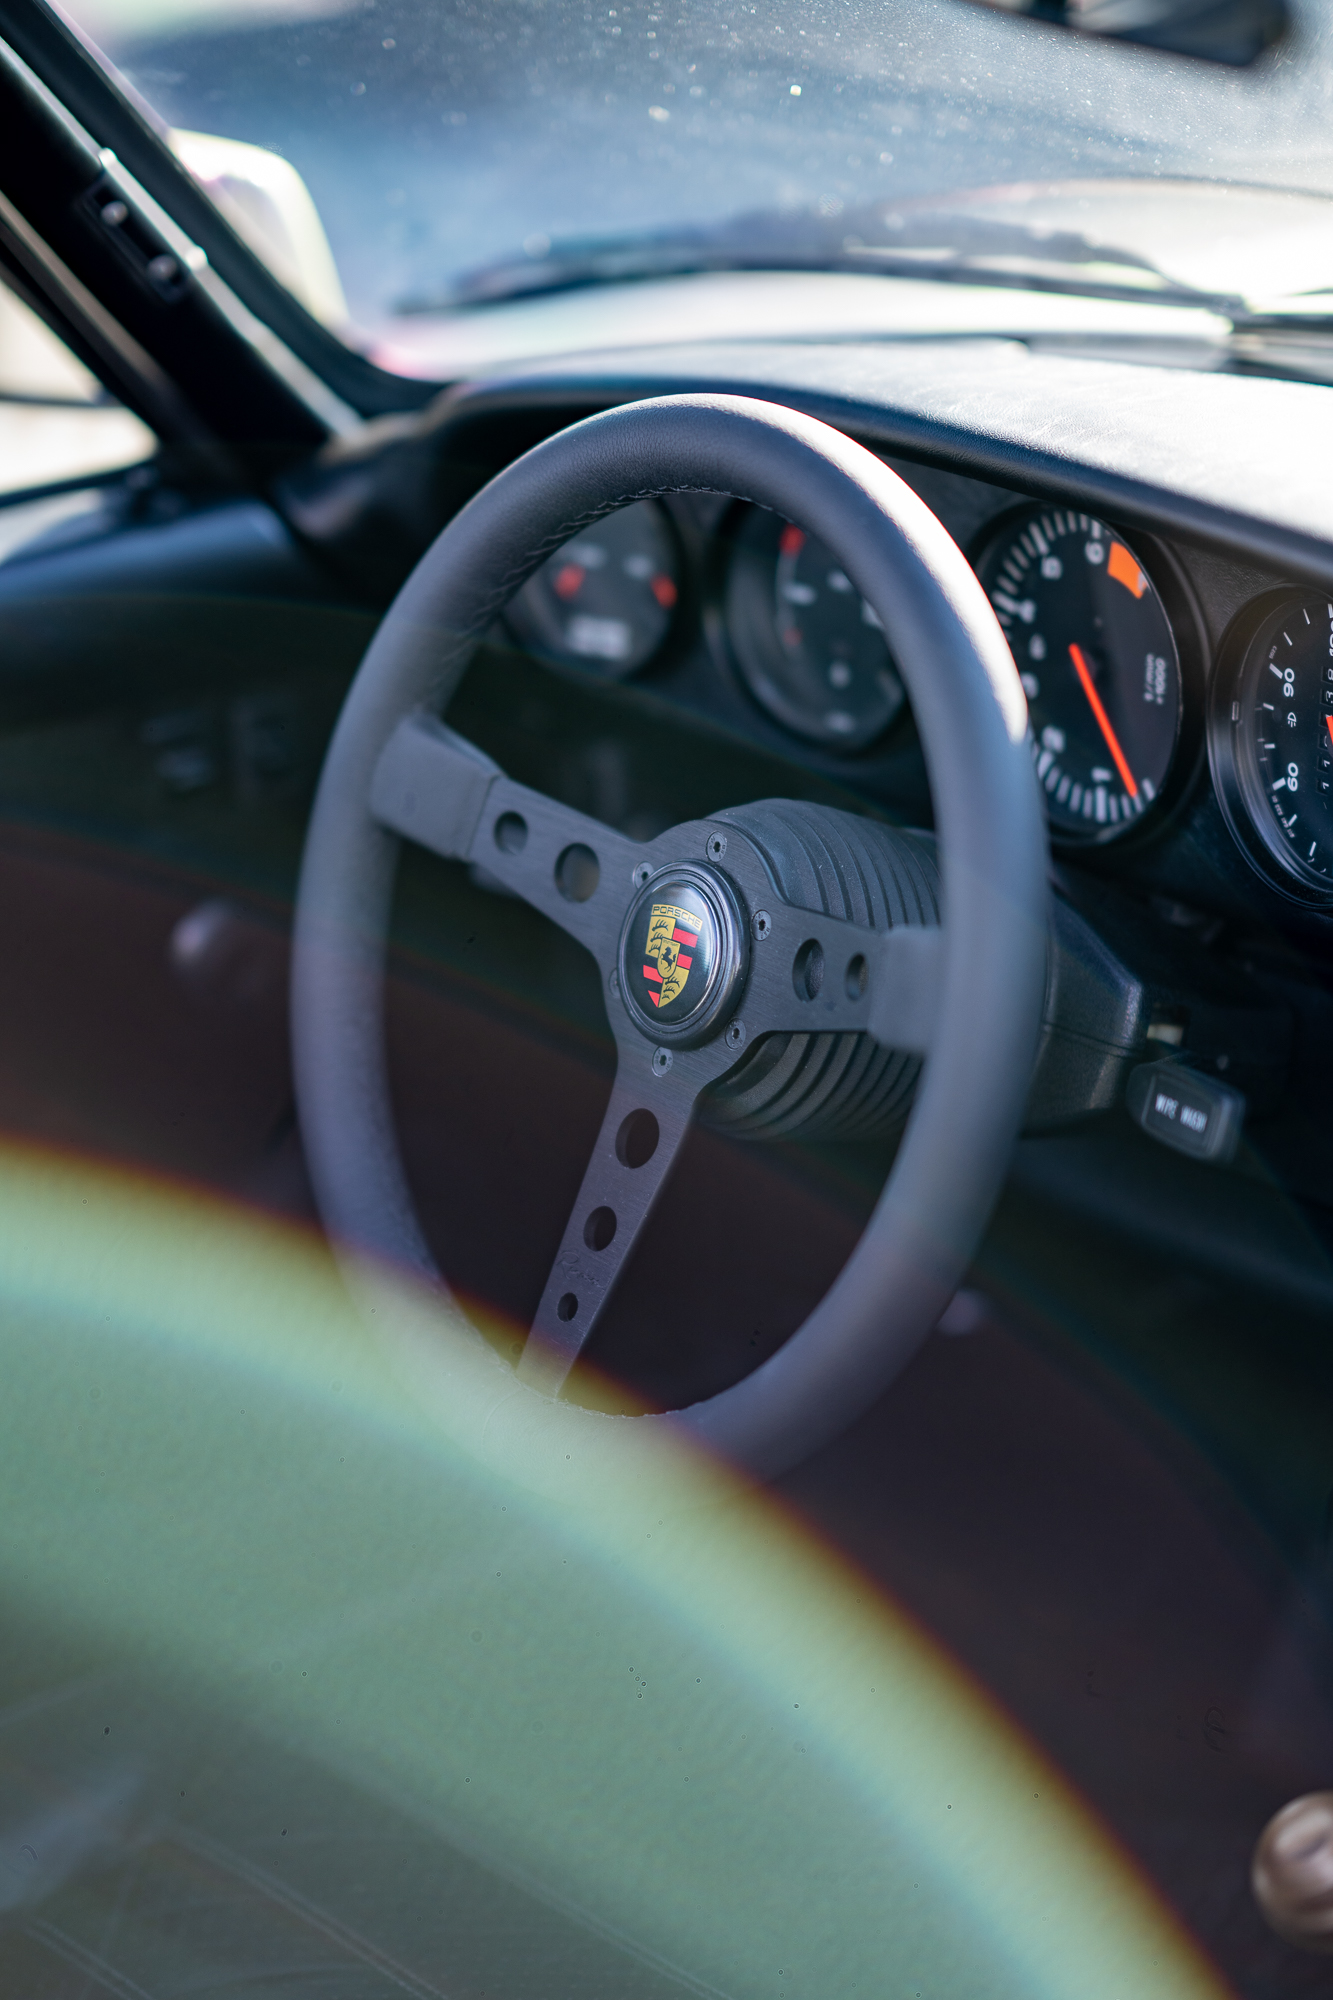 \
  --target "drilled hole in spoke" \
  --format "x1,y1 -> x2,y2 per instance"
556,1292 -> 578,1322
494,812 -> 528,854
615,1109 -> 659,1168
793,938 -> 824,1002
583,1205 -> 617,1251
845,953 -> 868,1001
556,843 -> 599,902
